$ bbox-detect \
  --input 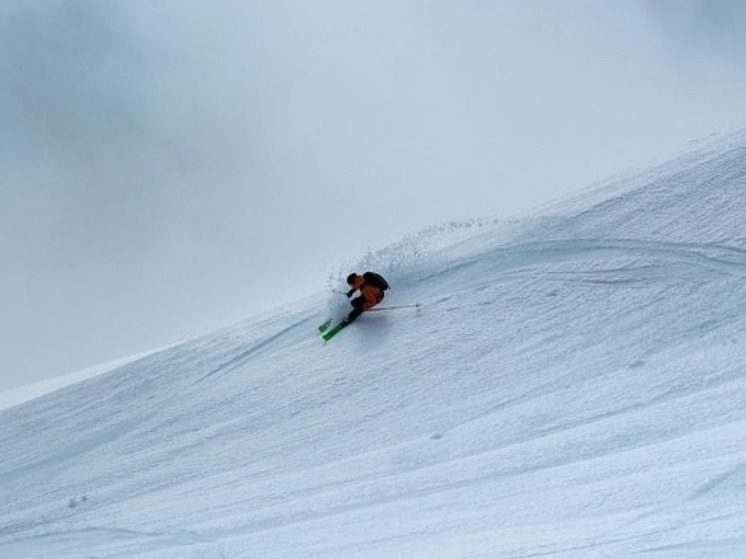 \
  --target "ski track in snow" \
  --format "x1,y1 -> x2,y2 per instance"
3,128 -> 746,558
